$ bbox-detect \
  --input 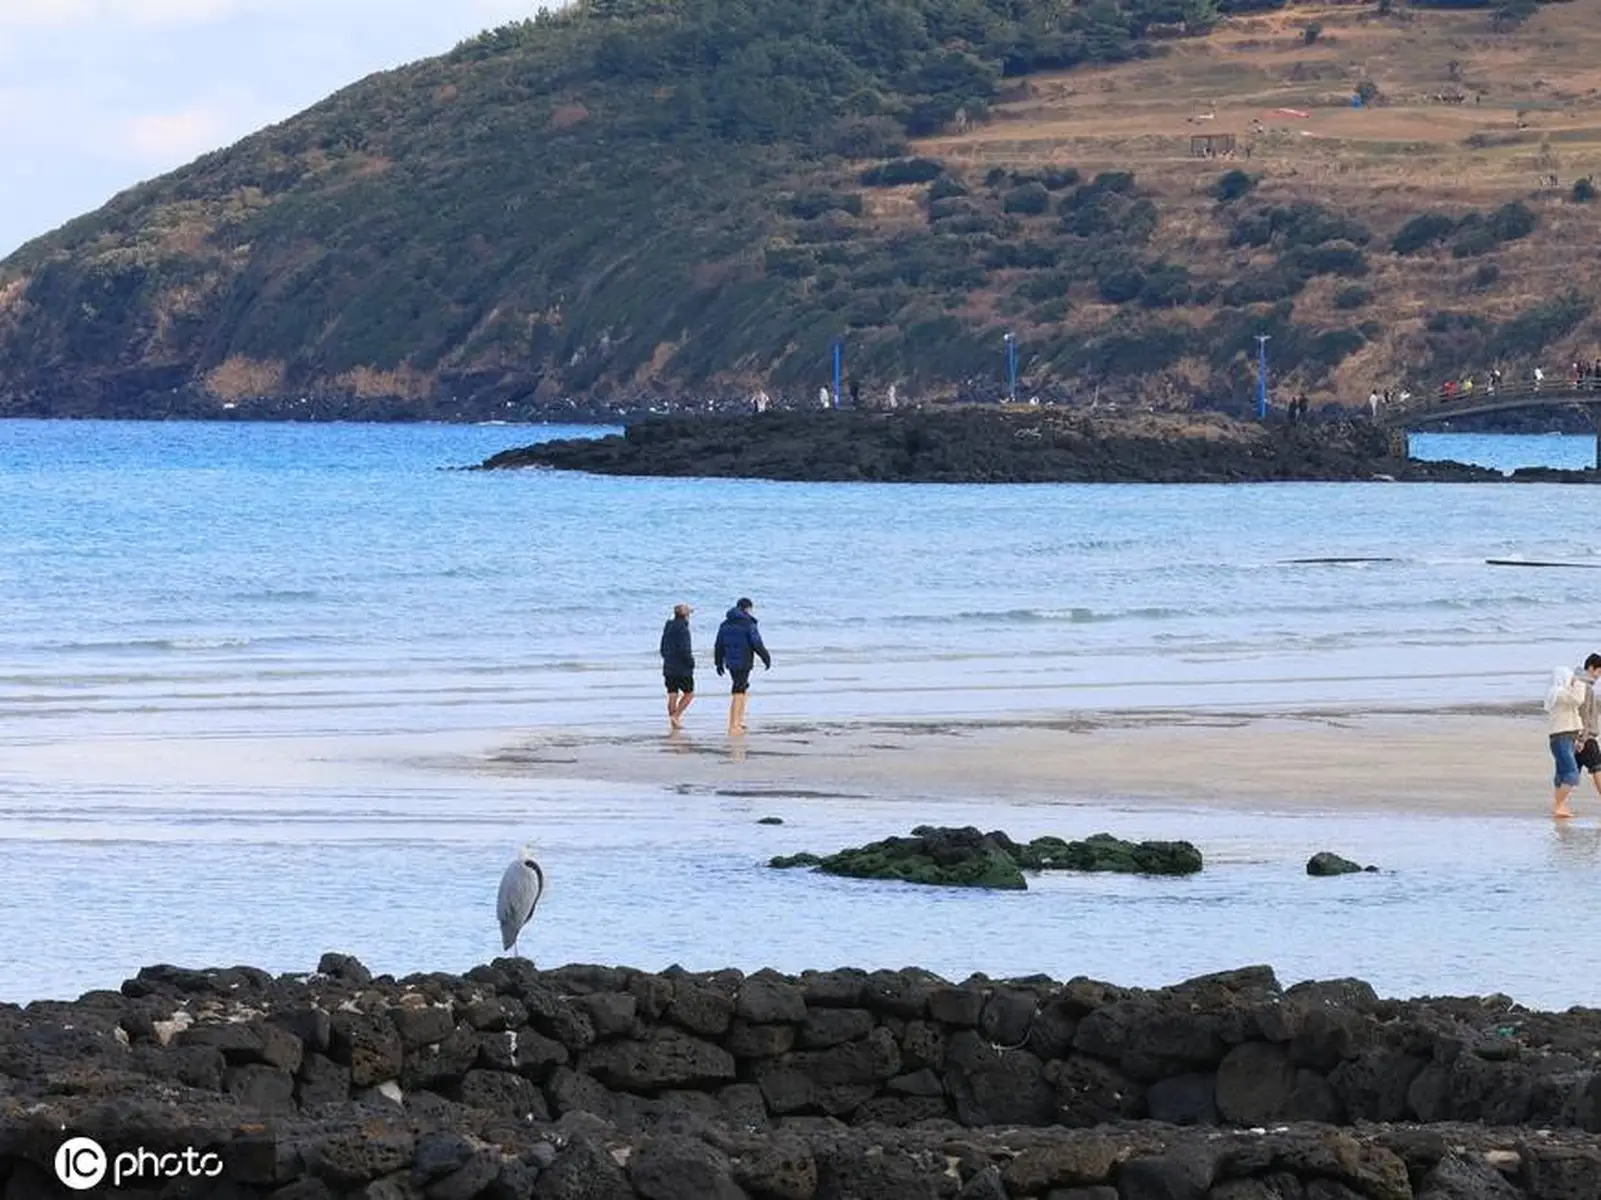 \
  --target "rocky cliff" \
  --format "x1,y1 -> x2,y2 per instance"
5,954 -> 1601,1197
